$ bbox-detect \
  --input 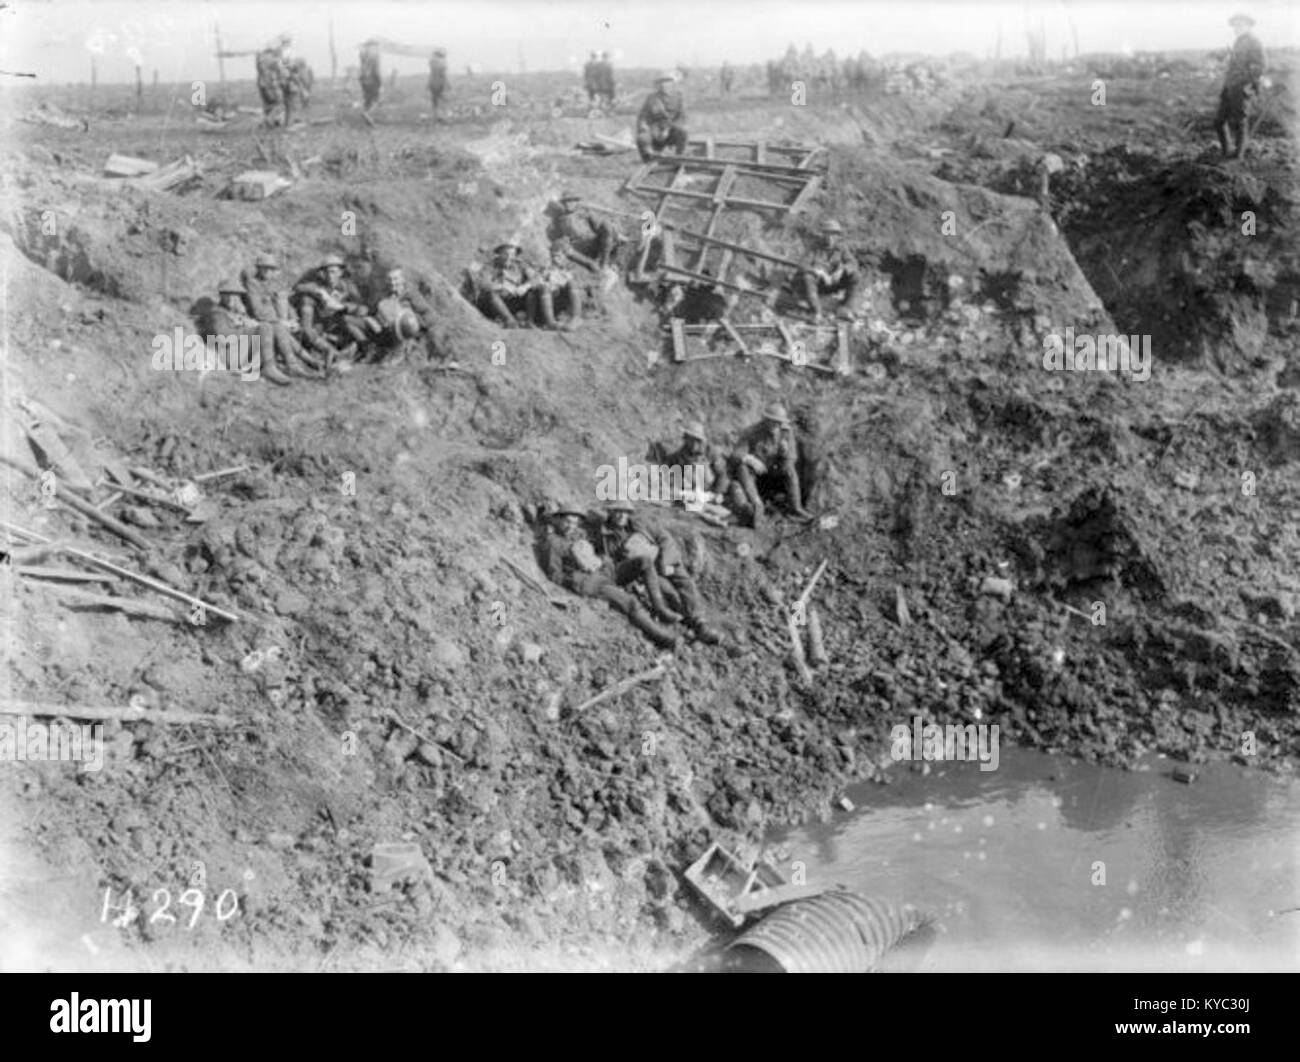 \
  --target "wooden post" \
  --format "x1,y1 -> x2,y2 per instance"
90,56 -> 97,89
214,19 -> 227,89
329,19 -> 338,87
135,64 -> 143,112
